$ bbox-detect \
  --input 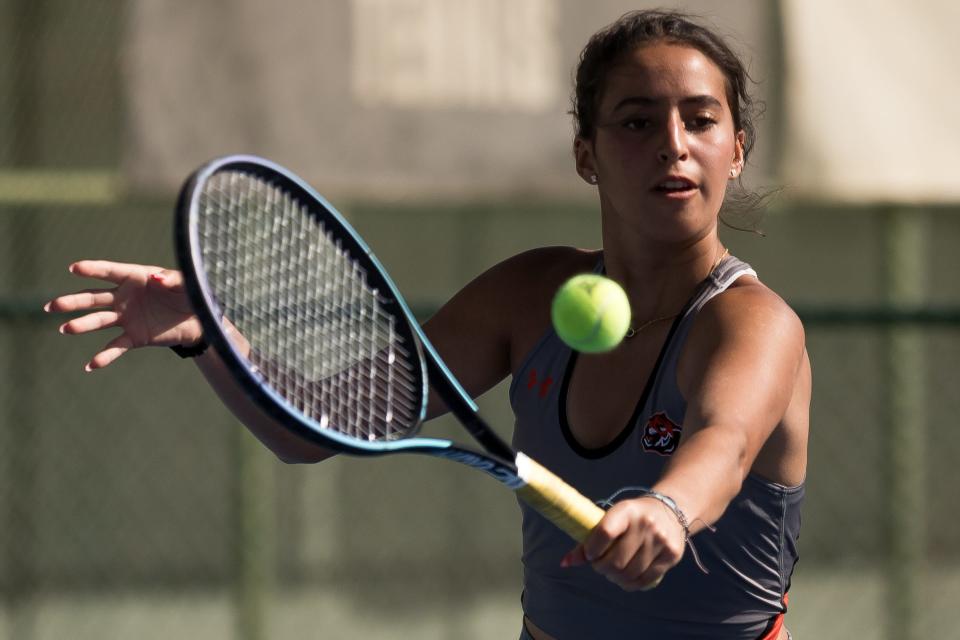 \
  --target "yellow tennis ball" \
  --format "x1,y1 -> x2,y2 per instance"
551,274 -> 631,353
